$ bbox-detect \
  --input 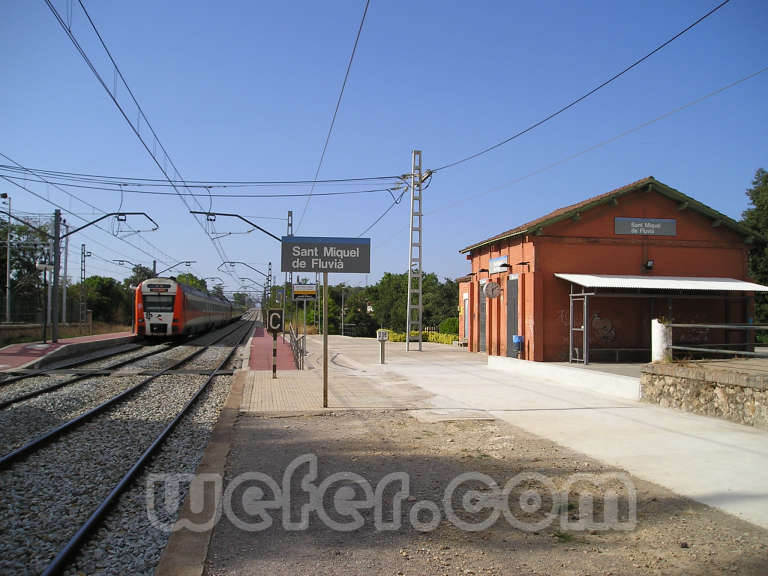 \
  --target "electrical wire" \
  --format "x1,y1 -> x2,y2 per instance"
0,164 -> 404,187
370,63 -> 768,251
43,0 -> 234,274
296,0 -> 371,232
0,175 -> 399,198
433,0 -> 731,172
357,173 -> 432,237
1,152 -> 180,267
427,65 -> 768,216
